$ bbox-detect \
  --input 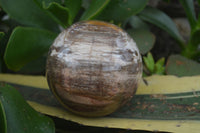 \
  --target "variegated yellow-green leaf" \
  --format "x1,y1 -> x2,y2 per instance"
0,74 -> 200,133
